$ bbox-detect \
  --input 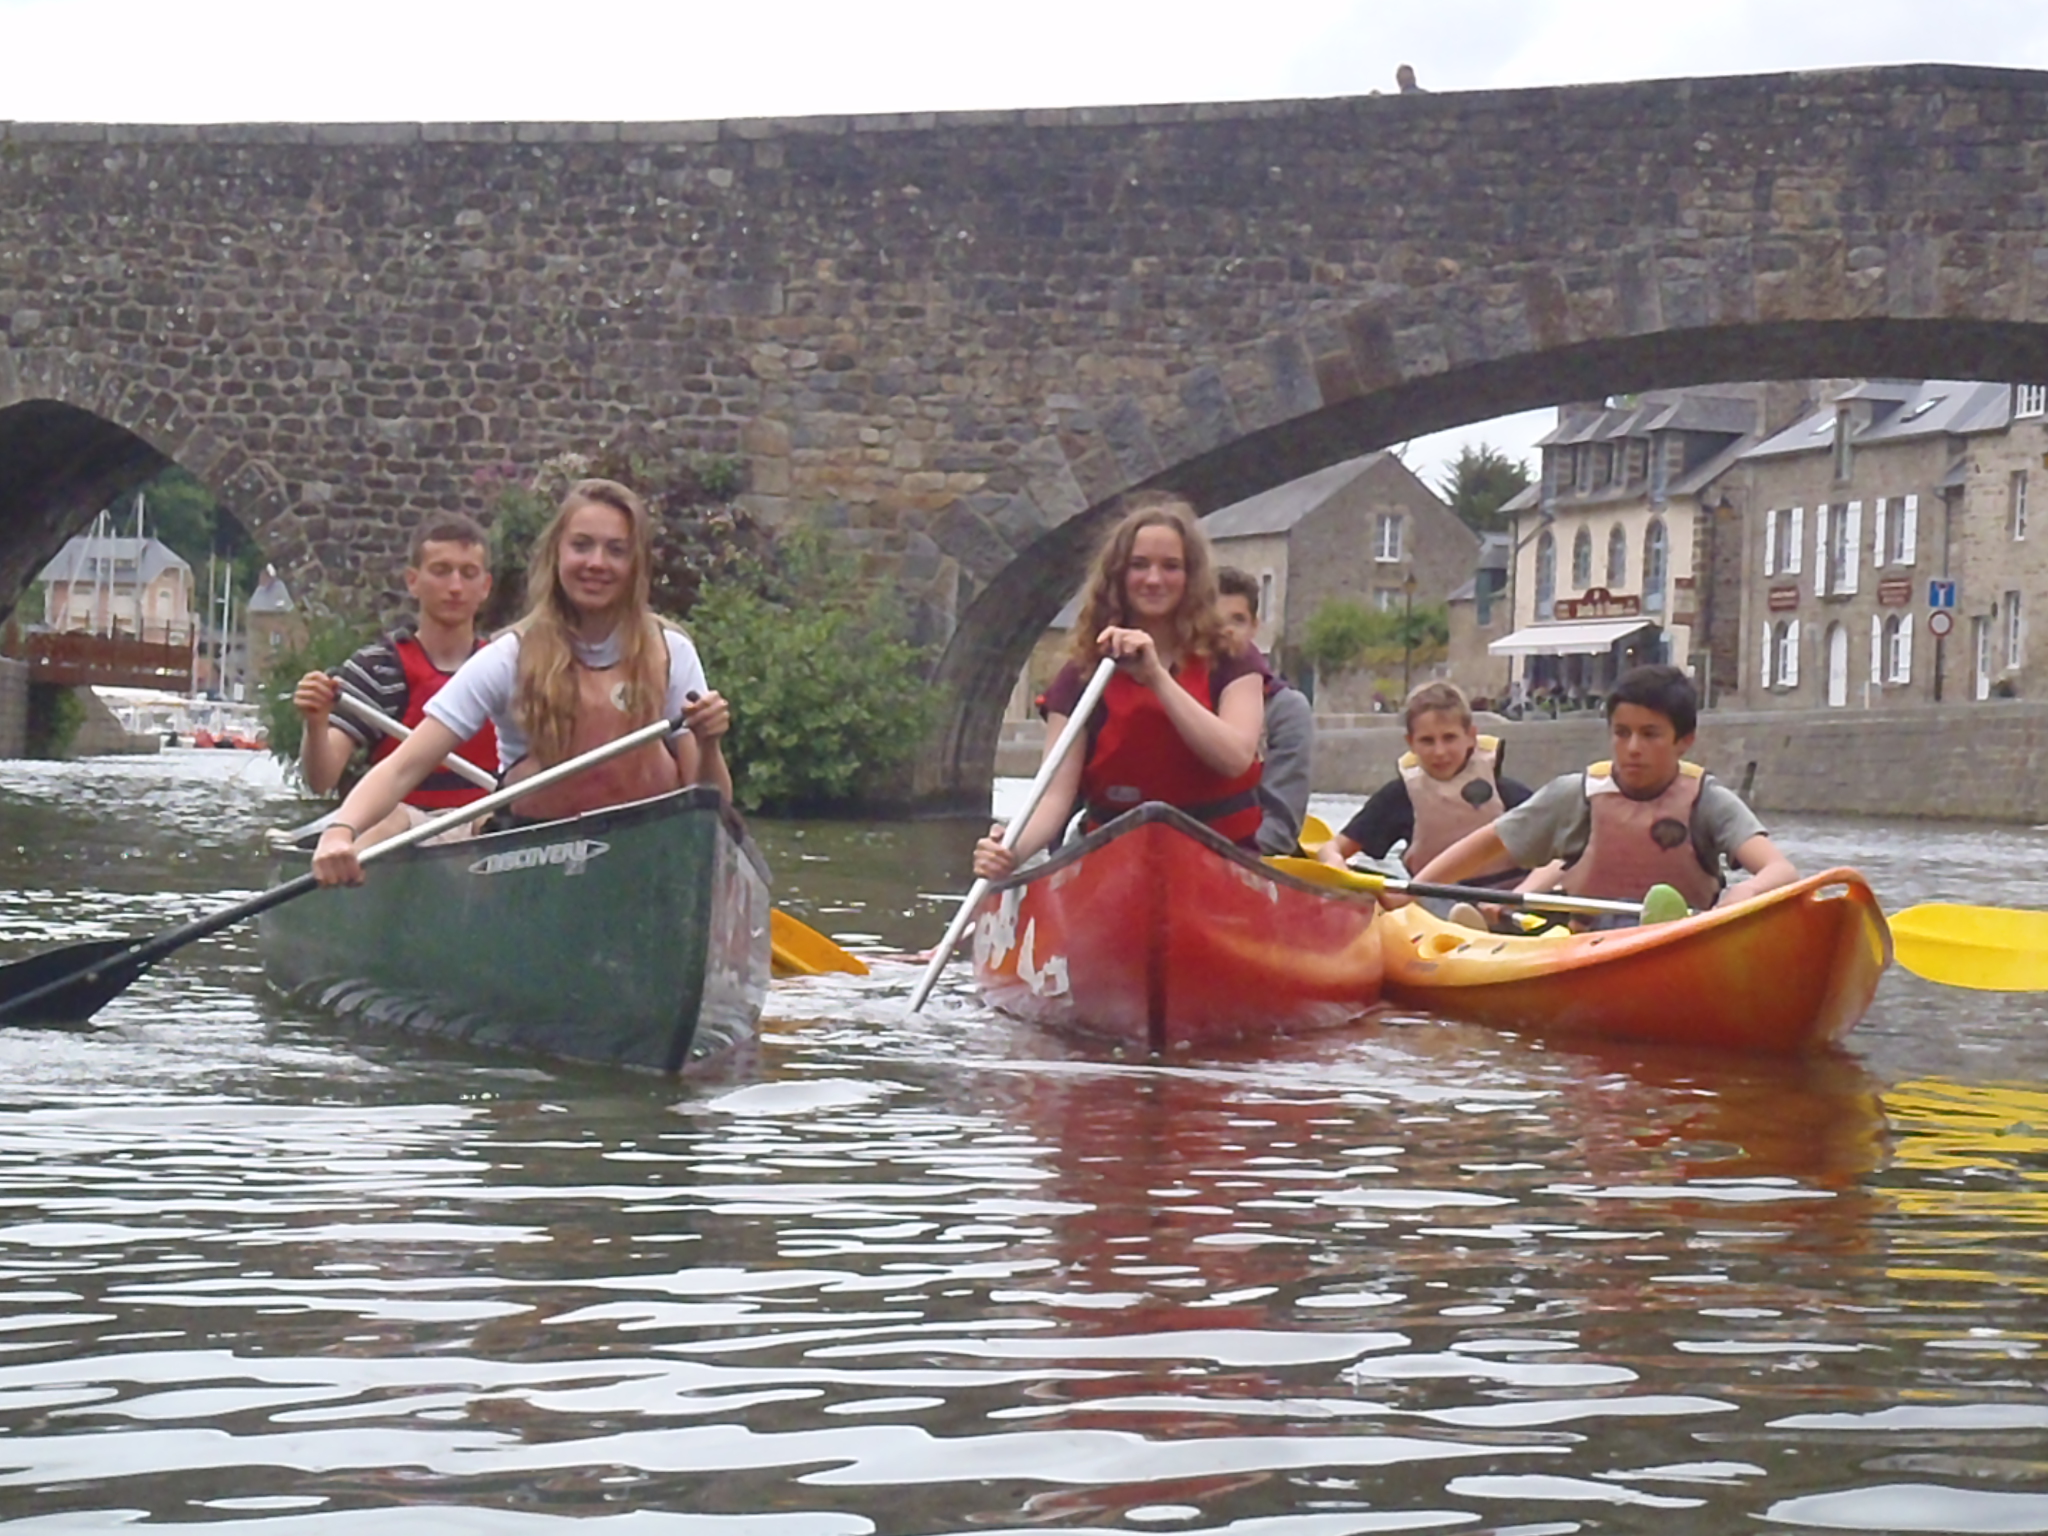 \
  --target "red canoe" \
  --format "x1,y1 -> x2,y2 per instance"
971,804 -> 1384,1052
1381,867 -> 1892,1054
